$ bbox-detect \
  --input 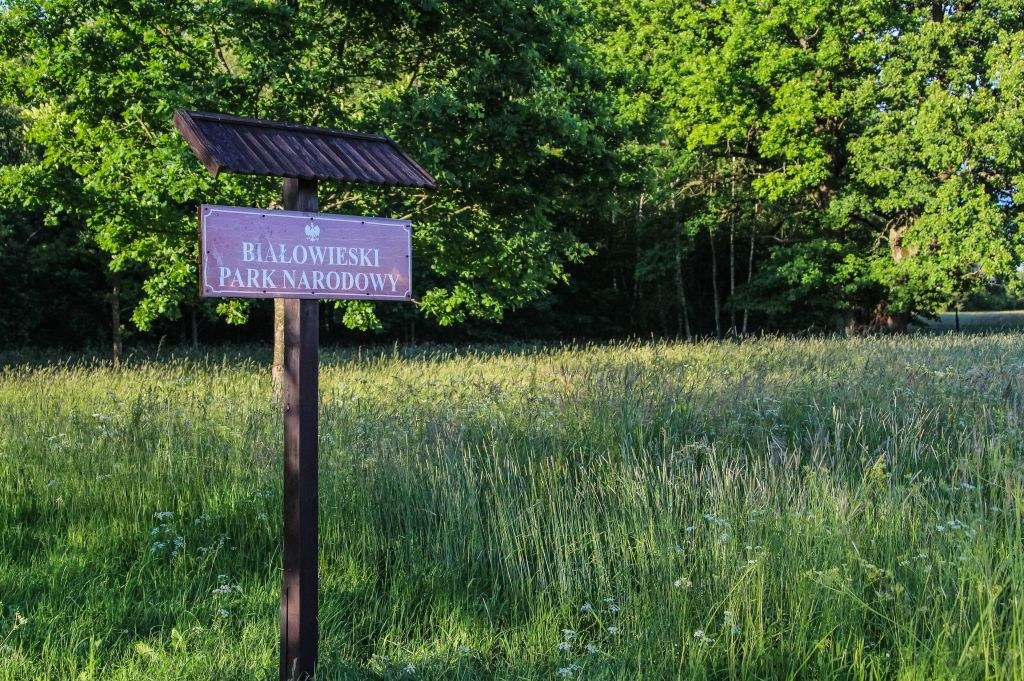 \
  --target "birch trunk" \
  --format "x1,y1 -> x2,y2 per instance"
674,228 -> 692,340
110,280 -> 122,369
709,224 -> 721,339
